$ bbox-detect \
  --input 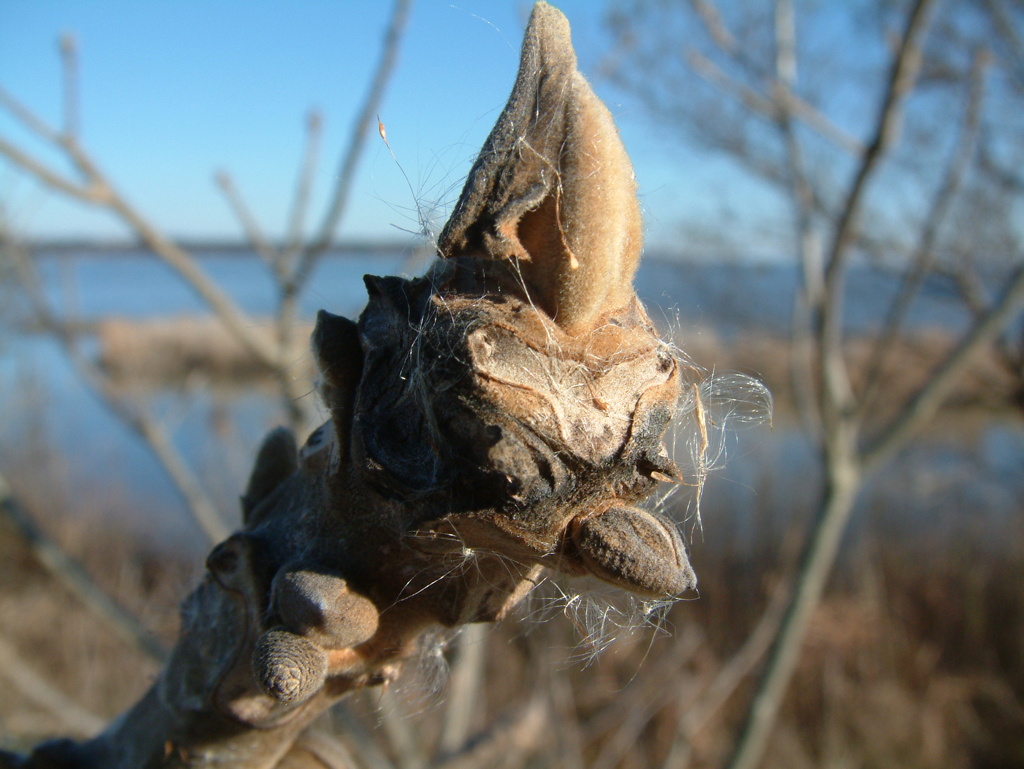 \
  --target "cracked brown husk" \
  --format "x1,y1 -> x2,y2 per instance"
6,4 -> 703,767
